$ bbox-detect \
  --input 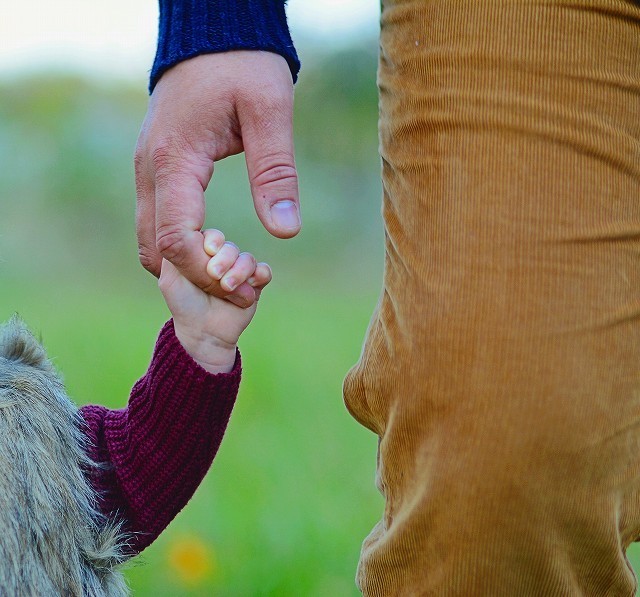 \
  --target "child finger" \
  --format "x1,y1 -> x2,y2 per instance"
206,241 -> 239,280
220,252 -> 258,292
248,263 -> 272,289
203,229 -> 225,256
